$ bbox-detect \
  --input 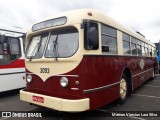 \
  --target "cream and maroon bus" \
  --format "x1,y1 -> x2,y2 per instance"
0,25 -> 26,92
20,9 -> 157,112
